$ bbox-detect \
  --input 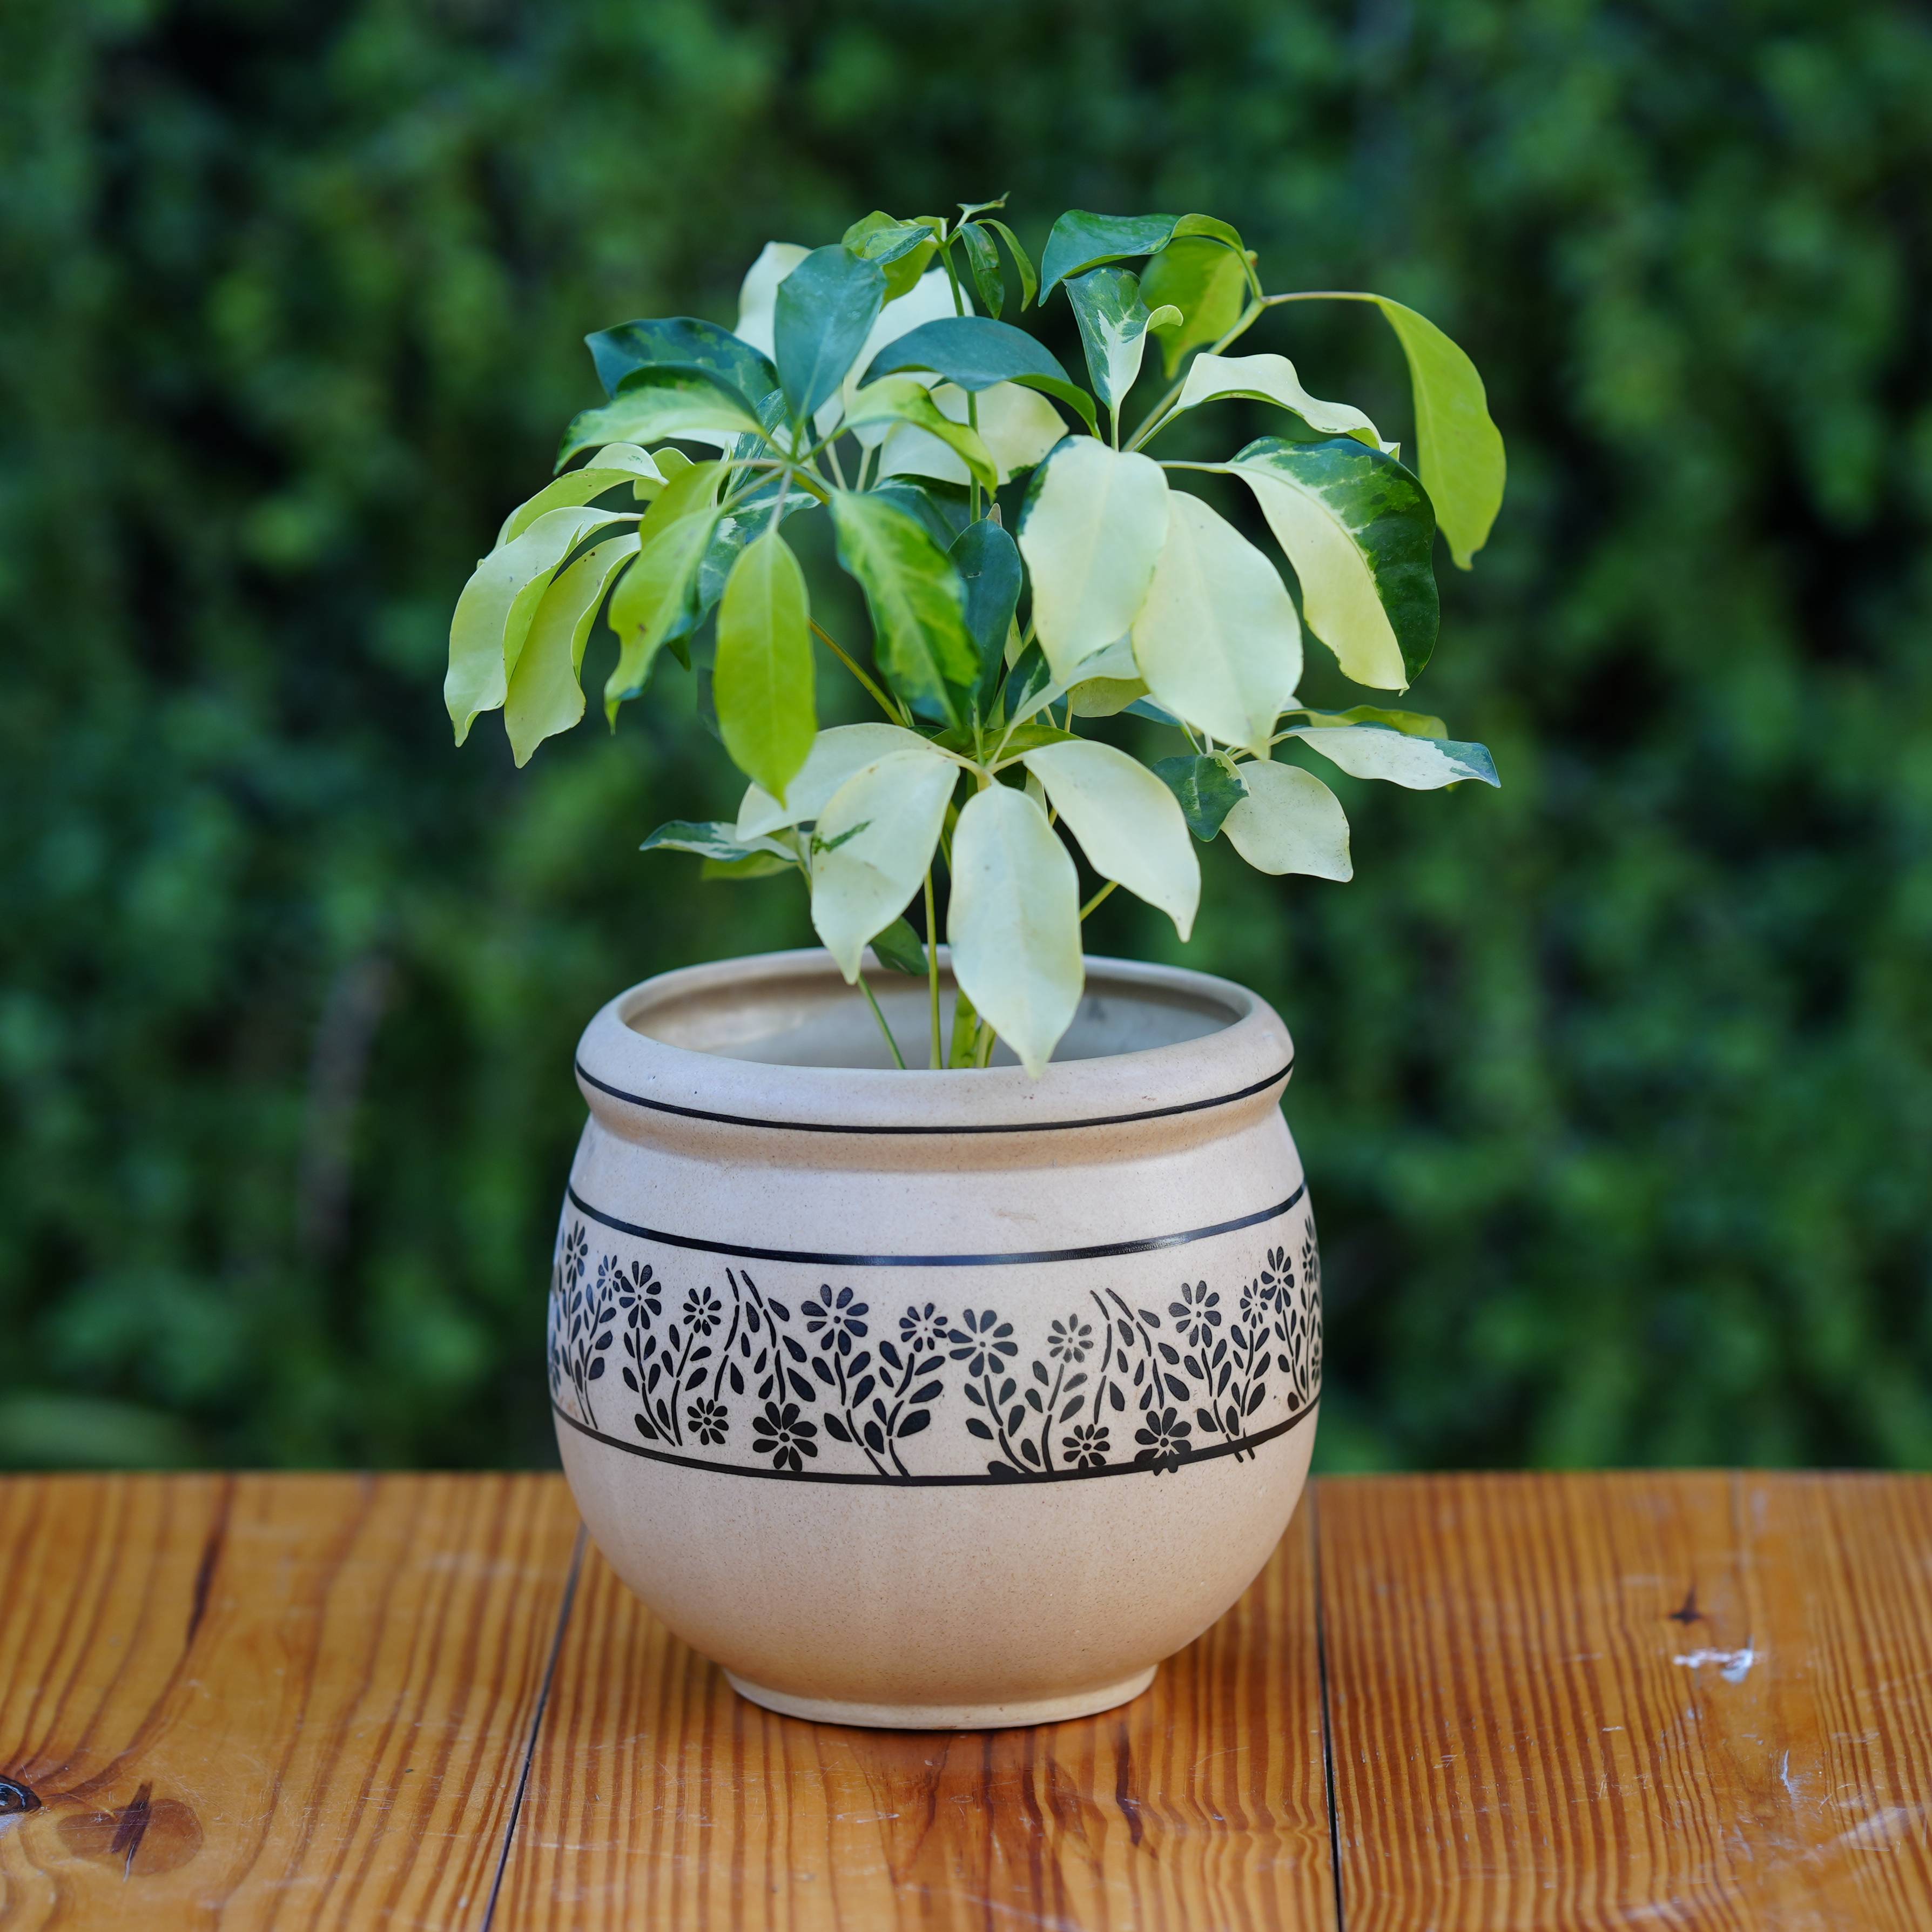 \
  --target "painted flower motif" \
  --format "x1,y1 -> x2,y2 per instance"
751,1401 -> 818,1472
1047,1316 -> 1094,1364
1261,1244 -> 1289,1290
560,1220 -> 589,1288
948,1307 -> 1018,1379
1169,1281 -> 1222,1349
1064,1422 -> 1111,1468
1301,1231 -> 1321,1292
682,1285 -> 723,1335
1240,1278 -> 1269,1324
804,1284 -> 869,1354
1134,1406 -> 1193,1470
898,1303 -> 950,1351
687,1396 -> 729,1446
